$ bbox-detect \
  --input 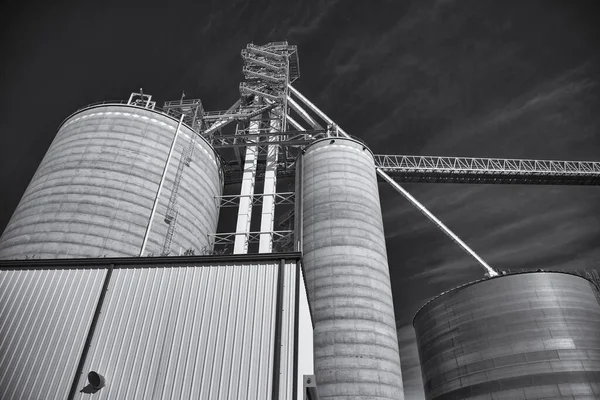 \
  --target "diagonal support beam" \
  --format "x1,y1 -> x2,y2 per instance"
204,99 -> 241,136
377,169 -> 498,277
287,96 -> 321,129
285,115 -> 306,131
288,85 -> 350,137
289,84 -> 498,277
